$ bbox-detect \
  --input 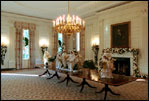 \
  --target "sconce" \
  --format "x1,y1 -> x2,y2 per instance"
39,39 -> 48,56
92,45 -> 99,65
41,45 -> 48,56
1,37 -> 8,65
92,38 -> 99,65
